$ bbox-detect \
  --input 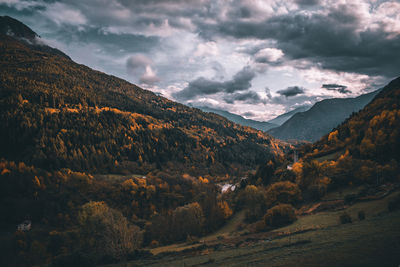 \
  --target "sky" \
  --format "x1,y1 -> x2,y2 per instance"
1,0 -> 399,121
